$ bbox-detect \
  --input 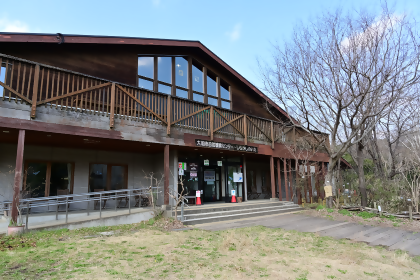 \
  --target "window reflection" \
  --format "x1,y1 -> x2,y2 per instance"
0,66 -> 5,97
138,78 -> 154,91
193,93 -> 203,103
220,83 -> 230,100
176,88 -> 188,99
158,57 -> 171,84
175,57 -> 188,89
221,100 -> 230,109
158,83 -> 172,95
207,73 -> 217,97
208,97 -> 218,106
138,57 -> 154,79
192,62 -> 203,93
